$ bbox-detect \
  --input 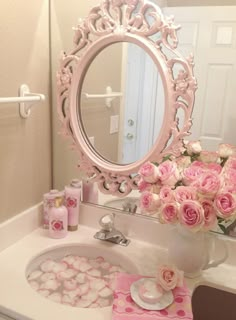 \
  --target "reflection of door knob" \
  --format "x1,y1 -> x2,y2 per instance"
126,133 -> 134,140
128,119 -> 134,126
